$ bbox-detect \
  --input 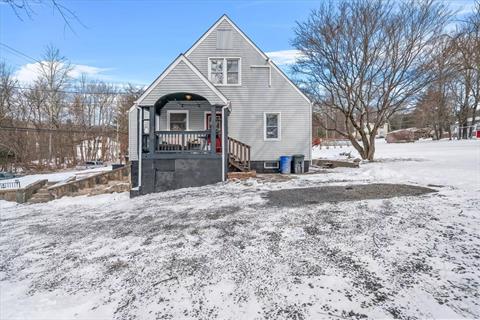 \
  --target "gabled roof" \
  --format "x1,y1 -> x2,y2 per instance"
135,54 -> 228,106
185,14 -> 312,104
